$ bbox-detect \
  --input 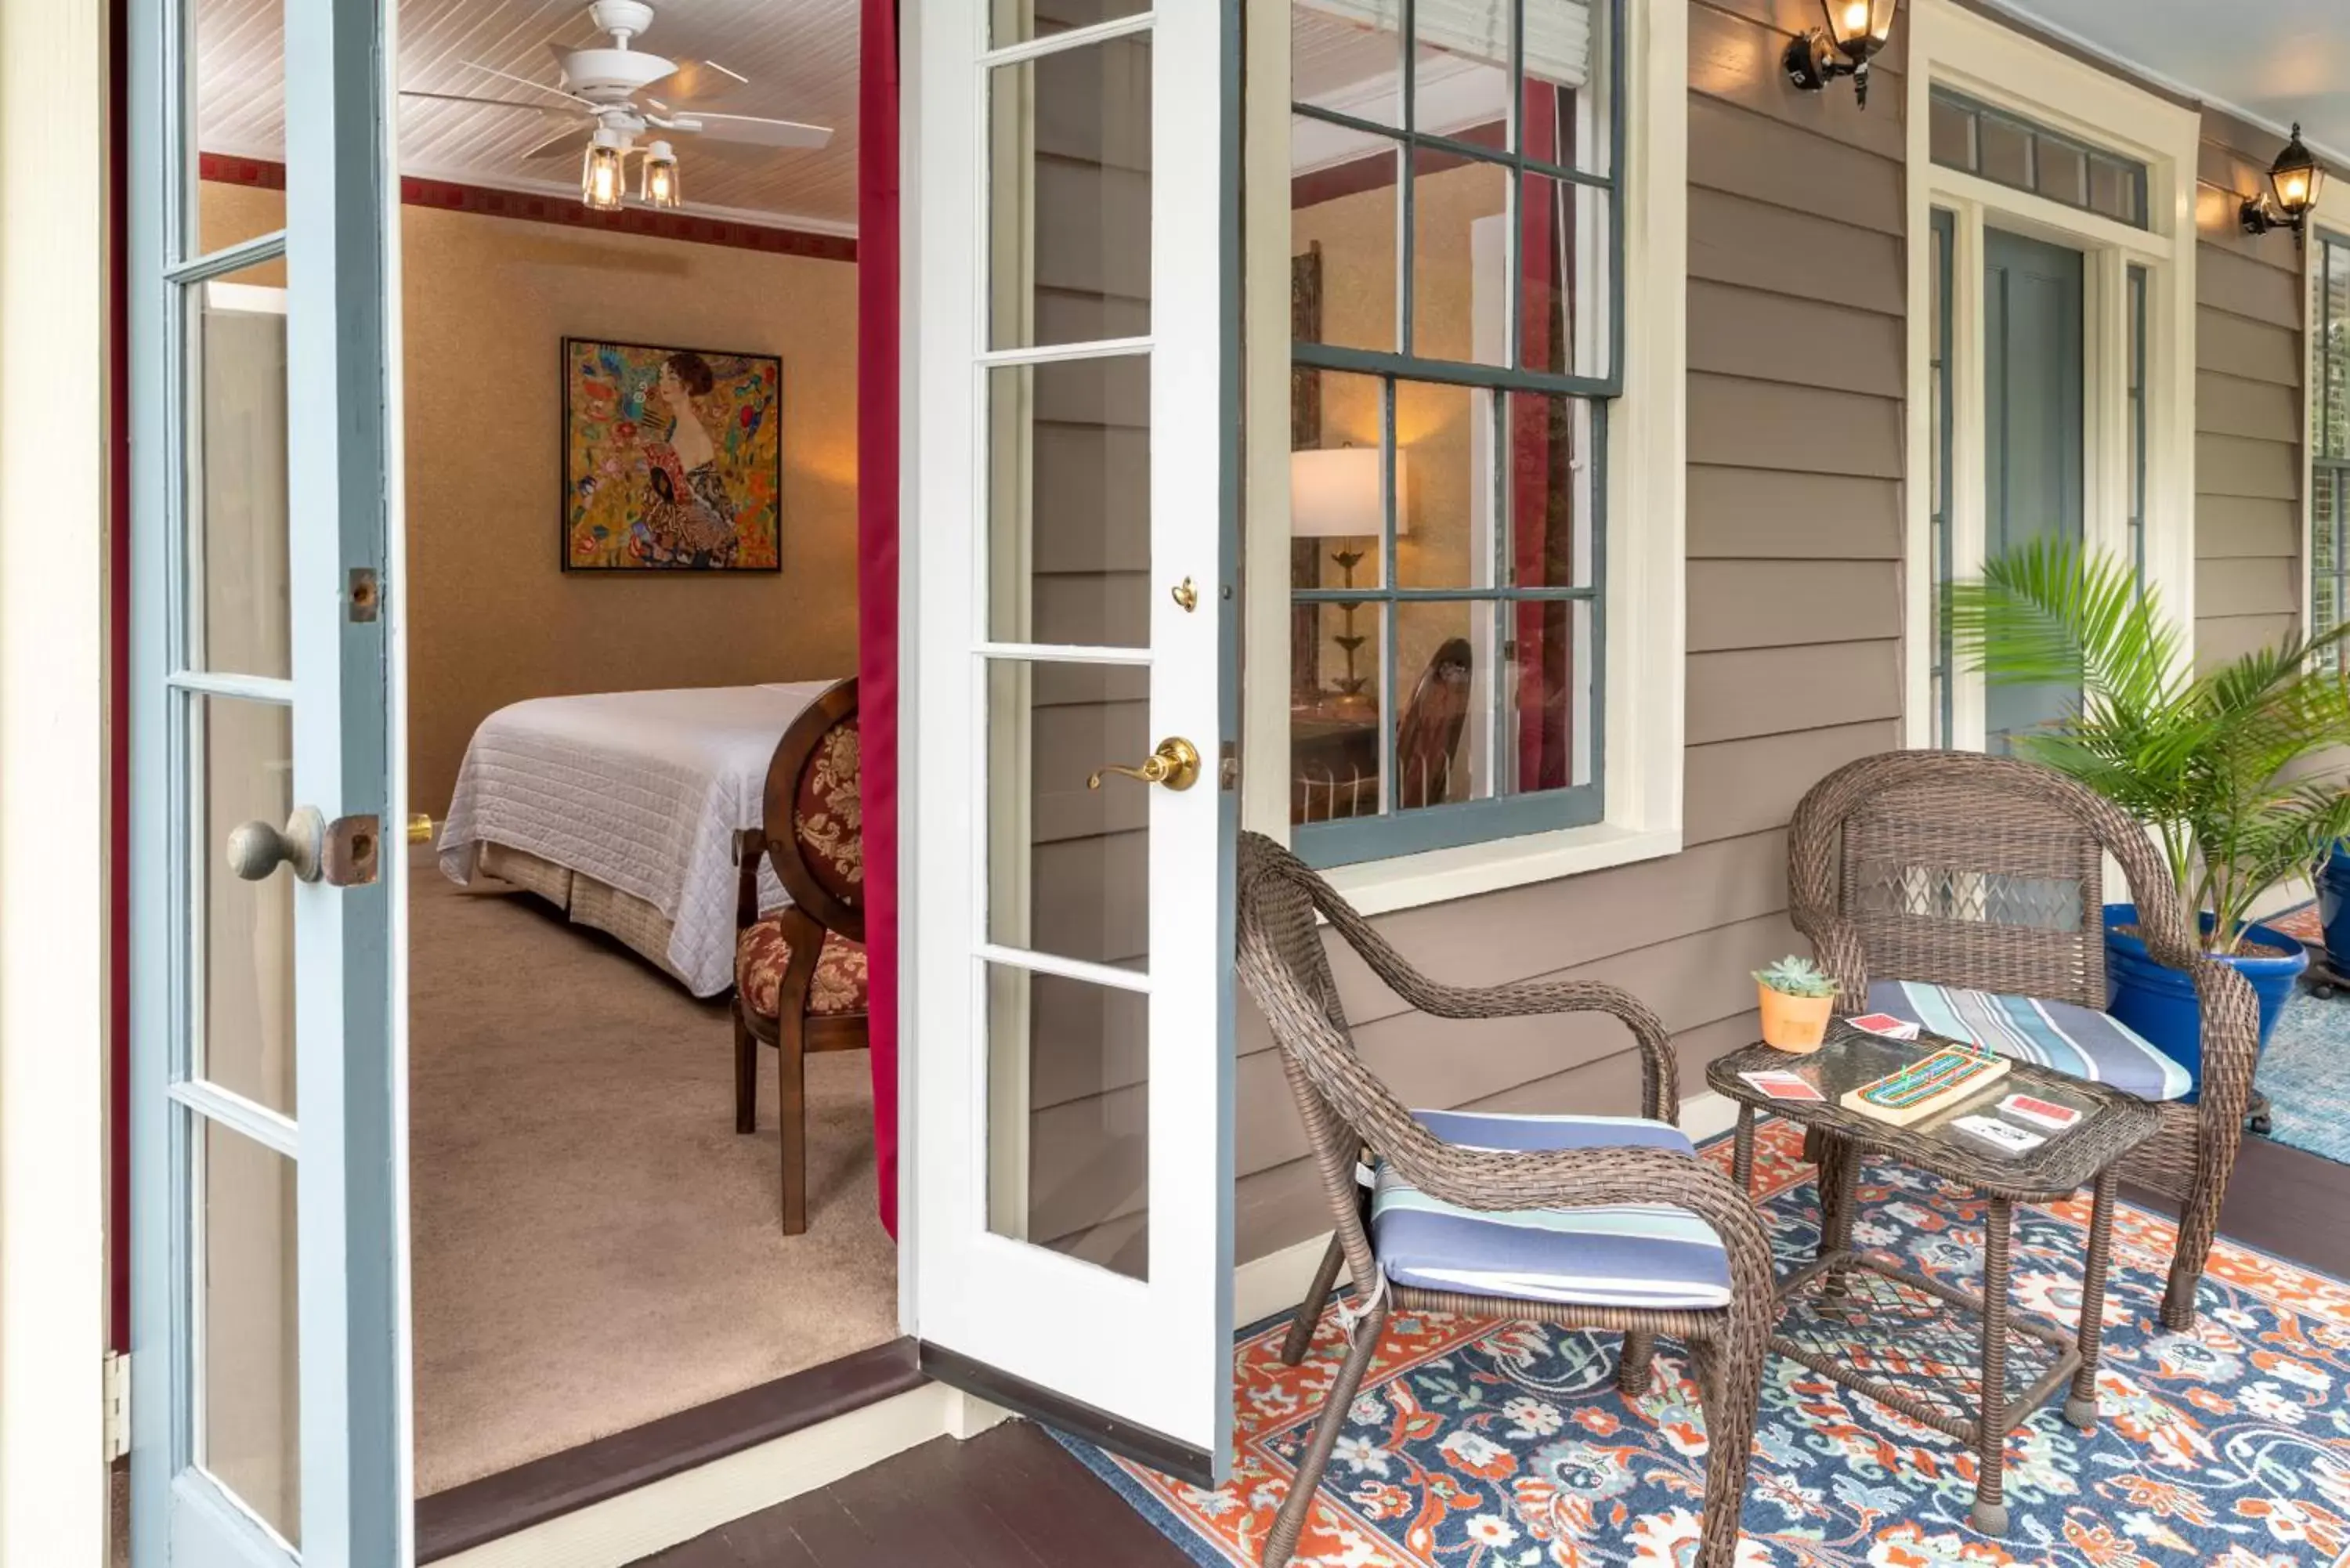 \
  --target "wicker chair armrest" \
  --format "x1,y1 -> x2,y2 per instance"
1385,1140 -> 1774,1309
1308,883 -> 1681,1122
2184,953 -> 2260,1122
